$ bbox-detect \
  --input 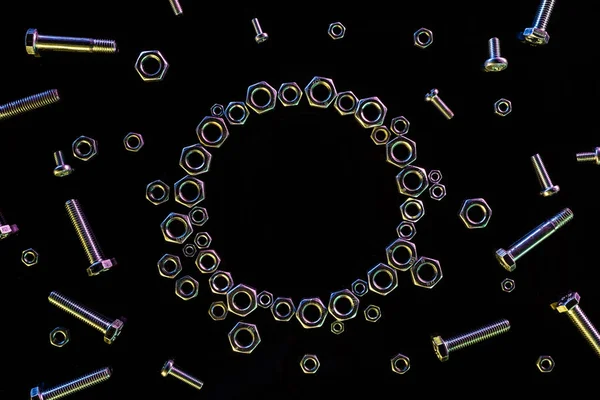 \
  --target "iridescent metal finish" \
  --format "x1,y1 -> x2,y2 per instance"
495,208 -> 573,272
0,210 -> 19,240
0,89 -> 60,121
483,37 -> 508,72
251,18 -> 268,44
30,367 -> 112,400
53,151 -> 74,177
168,0 -> 183,15
551,291 -> 600,358
26,28 -> 117,56
161,359 -> 204,390
519,0 -> 556,46
425,89 -> 454,119
576,147 -> 600,165
531,153 -> 559,197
